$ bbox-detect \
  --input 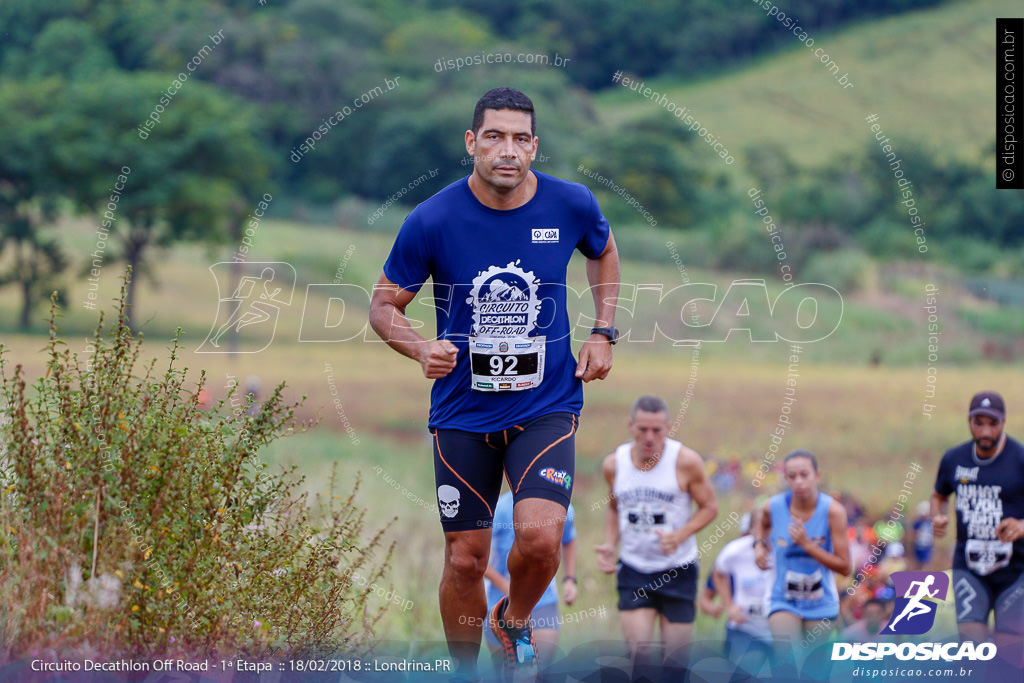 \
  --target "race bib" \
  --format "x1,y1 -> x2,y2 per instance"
469,336 -> 545,392
965,539 -> 1012,576
625,503 -> 669,534
784,569 -> 824,601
